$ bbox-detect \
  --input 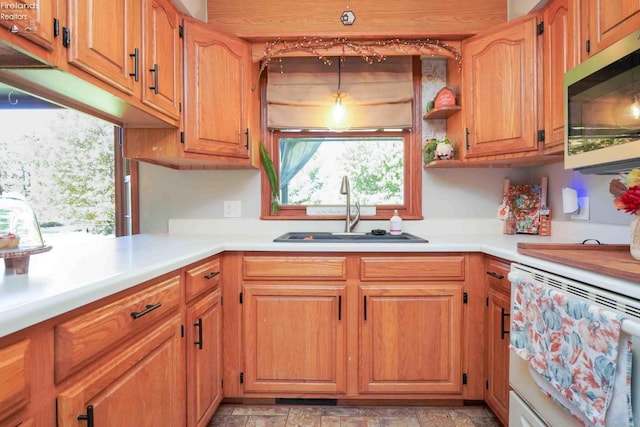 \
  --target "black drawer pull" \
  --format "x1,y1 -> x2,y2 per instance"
486,271 -> 504,280
77,405 -> 94,427
130,302 -> 162,319
501,308 -> 510,340
204,271 -> 220,280
194,318 -> 203,349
